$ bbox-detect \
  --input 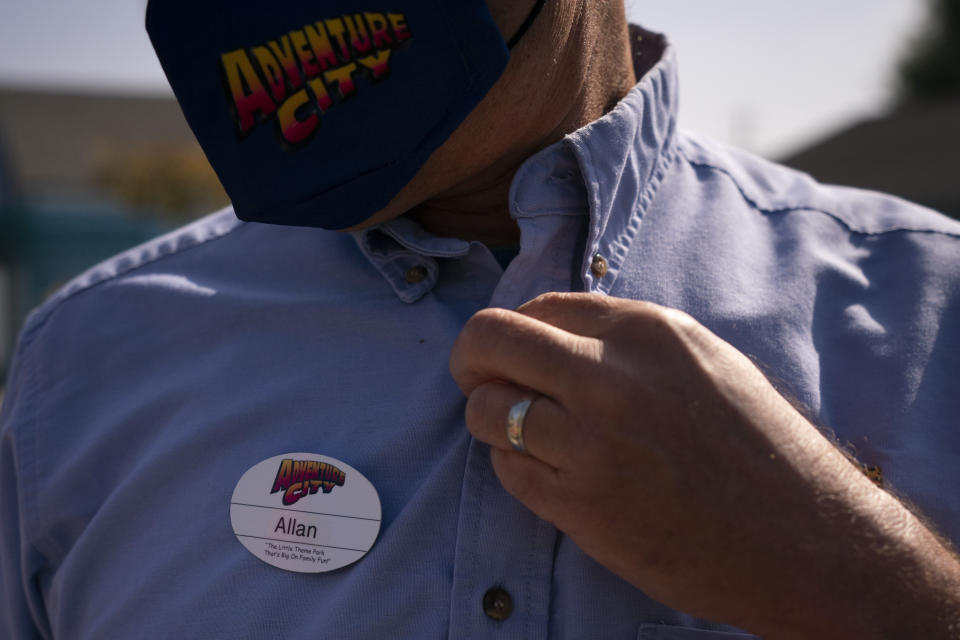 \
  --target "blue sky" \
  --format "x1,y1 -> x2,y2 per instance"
0,0 -> 927,158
